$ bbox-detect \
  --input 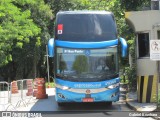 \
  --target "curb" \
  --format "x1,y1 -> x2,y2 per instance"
126,100 -> 137,111
126,98 -> 160,119
126,92 -> 138,111
126,92 -> 157,112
